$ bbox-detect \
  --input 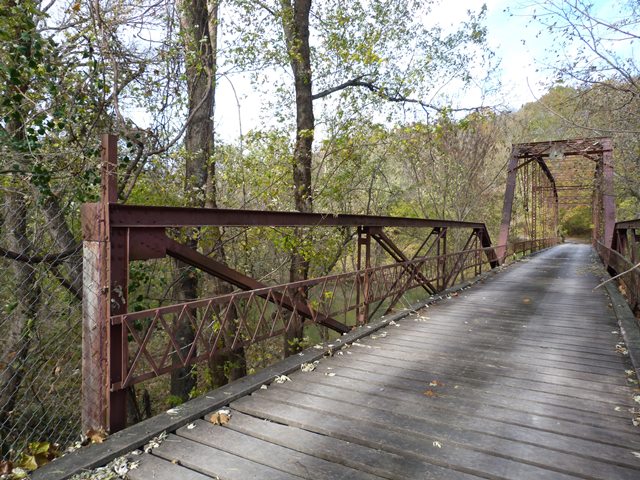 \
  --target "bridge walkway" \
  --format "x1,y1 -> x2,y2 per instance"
76,244 -> 640,479
128,243 -> 640,480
